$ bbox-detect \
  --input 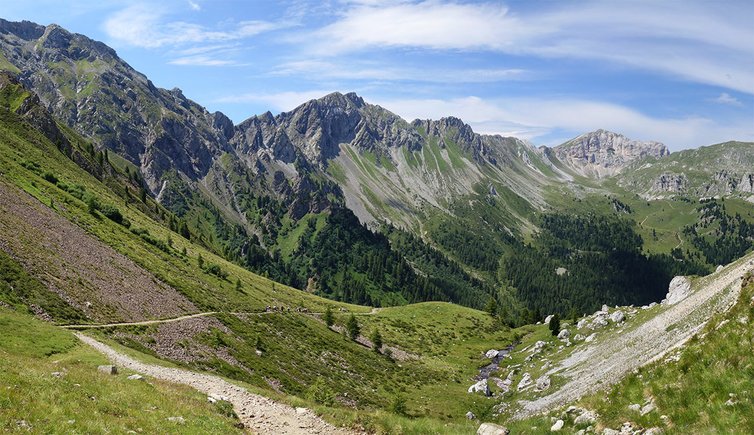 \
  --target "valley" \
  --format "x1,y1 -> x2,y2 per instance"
0,16 -> 753,435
